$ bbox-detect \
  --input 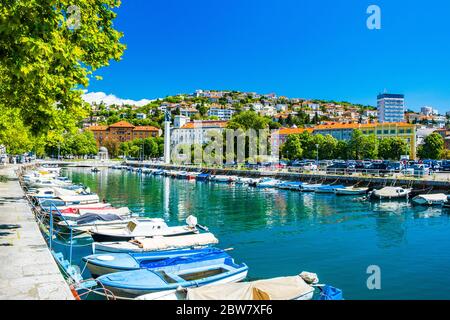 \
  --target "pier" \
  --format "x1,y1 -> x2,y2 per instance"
0,165 -> 73,300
